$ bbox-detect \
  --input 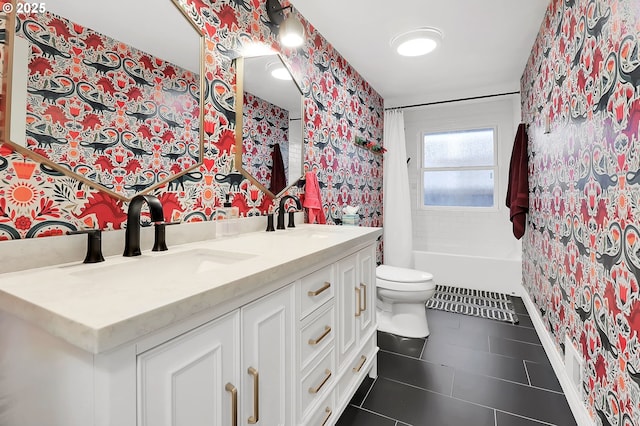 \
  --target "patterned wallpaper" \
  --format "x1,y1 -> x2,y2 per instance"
0,0 -> 384,239
521,0 -> 640,423
242,91 -> 289,191
16,11 -> 200,200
